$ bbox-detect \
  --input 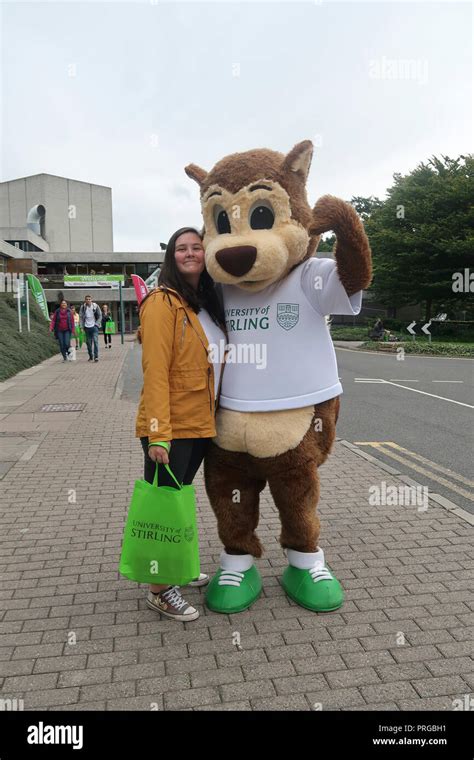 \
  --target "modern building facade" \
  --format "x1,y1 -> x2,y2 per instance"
0,173 -> 165,331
